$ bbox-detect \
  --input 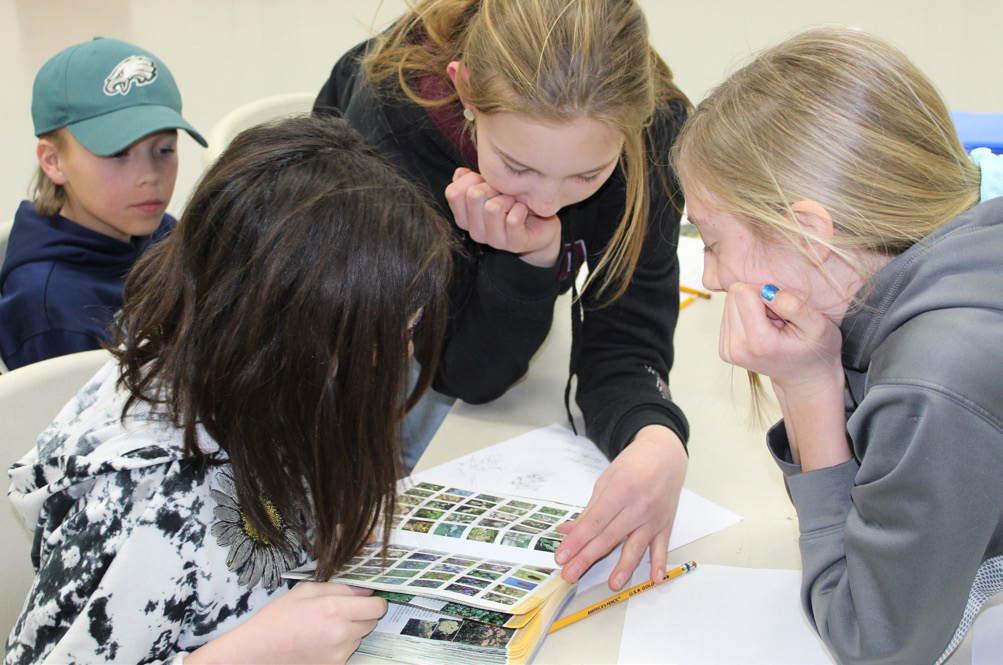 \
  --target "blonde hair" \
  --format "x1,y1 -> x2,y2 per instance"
672,26 -> 979,269
32,129 -> 67,218
670,26 -> 981,417
365,0 -> 689,301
